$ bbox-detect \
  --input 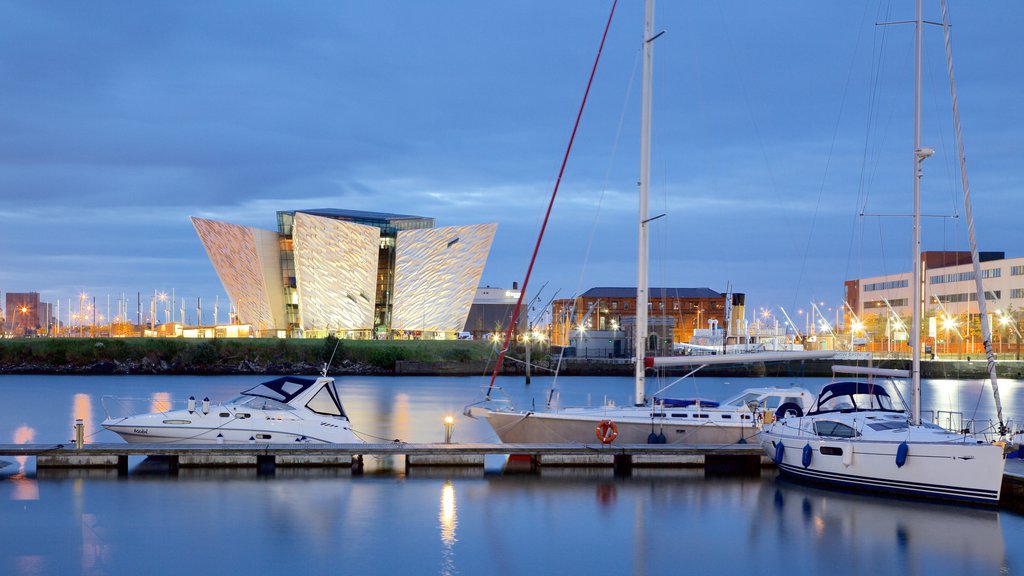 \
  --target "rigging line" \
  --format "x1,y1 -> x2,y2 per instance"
940,0 -> 1004,433
485,0 -> 619,401
546,32 -> 641,406
846,0 -> 889,302
794,0 -> 874,315
851,1 -> 894,296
